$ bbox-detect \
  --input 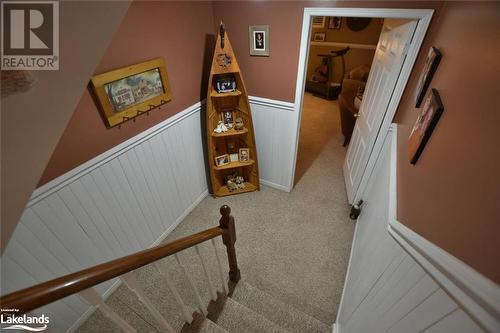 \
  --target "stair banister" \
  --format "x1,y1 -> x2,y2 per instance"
219,205 -> 241,282
0,205 -> 240,316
